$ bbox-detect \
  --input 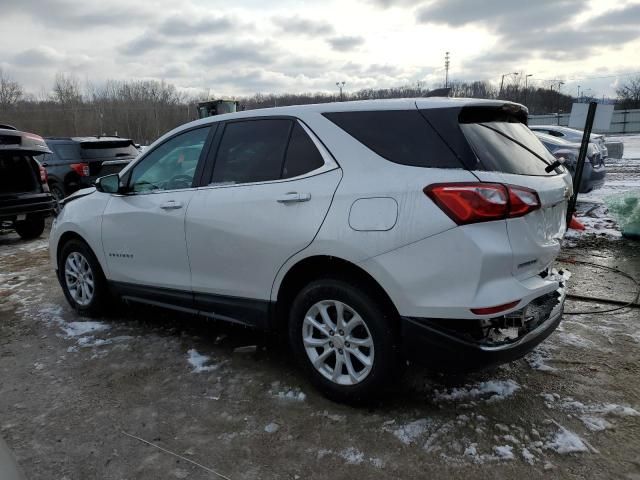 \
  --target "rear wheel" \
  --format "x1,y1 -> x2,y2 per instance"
288,278 -> 397,403
14,215 -> 45,240
58,239 -> 110,316
49,183 -> 65,203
